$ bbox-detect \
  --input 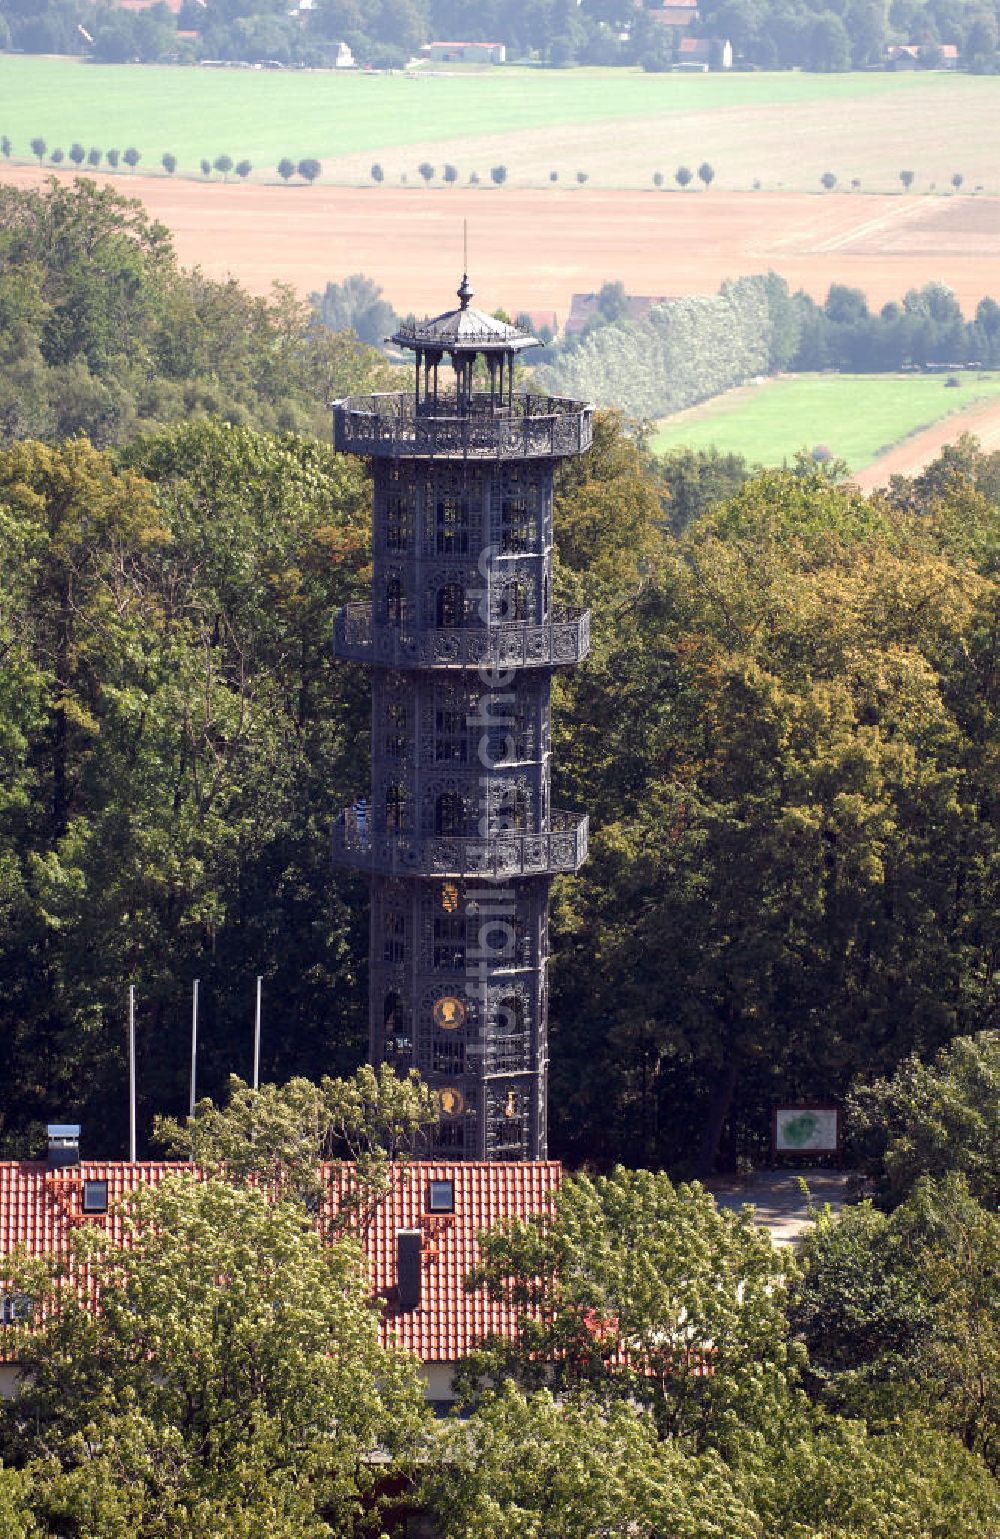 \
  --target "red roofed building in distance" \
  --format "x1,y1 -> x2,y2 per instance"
649,0 -> 698,28
678,35 -> 733,66
564,292 -> 675,337
0,1157 -> 561,1403
116,0 -> 186,13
